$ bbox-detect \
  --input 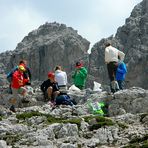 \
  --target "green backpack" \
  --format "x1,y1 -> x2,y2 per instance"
88,101 -> 105,116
